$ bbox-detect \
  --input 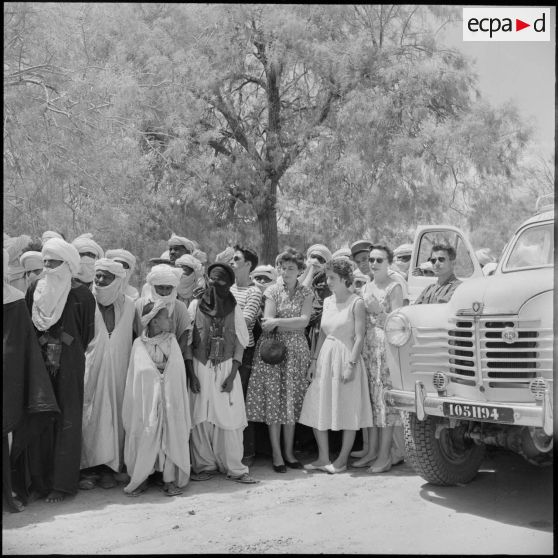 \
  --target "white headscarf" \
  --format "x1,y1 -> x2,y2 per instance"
41,230 -> 63,245
168,234 -> 195,254
175,254 -> 203,302
4,233 -> 32,285
20,251 -> 43,272
3,249 -> 25,304
105,248 -> 137,297
145,264 -> 182,316
215,246 -> 234,264
72,233 -> 104,284
32,239 -> 80,331
93,258 -> 126,307
306,244 -> 333,263
250,264 -> 278,293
